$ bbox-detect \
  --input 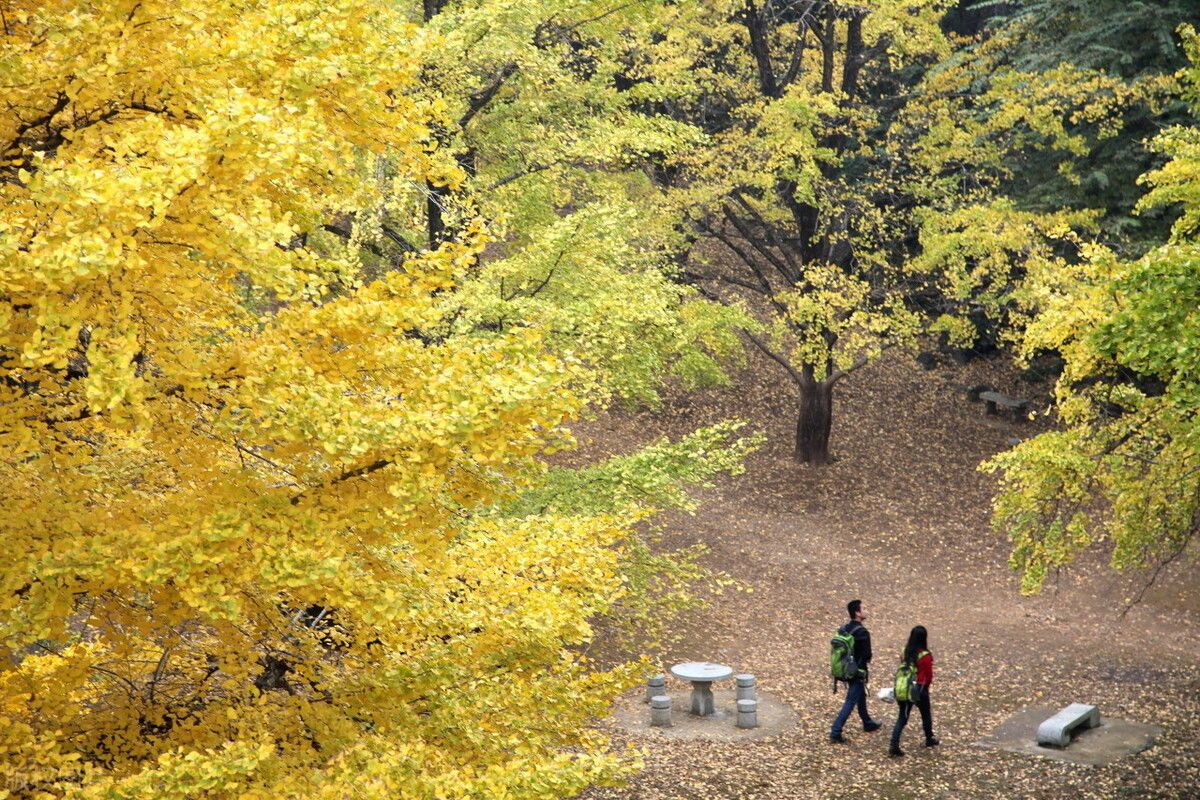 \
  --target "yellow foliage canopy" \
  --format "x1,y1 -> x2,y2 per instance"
1,3 -> 638,797
986,26 -> 1200,595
